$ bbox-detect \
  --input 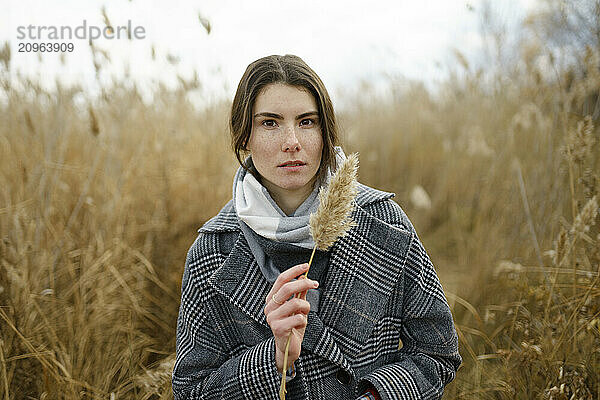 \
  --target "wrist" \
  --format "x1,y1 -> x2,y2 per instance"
275,356 -> 296,381
284,361 -> 296,381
